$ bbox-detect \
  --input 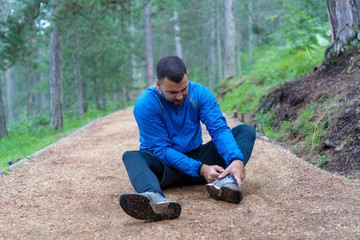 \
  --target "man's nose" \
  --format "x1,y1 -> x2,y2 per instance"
175,93 -> 183,100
